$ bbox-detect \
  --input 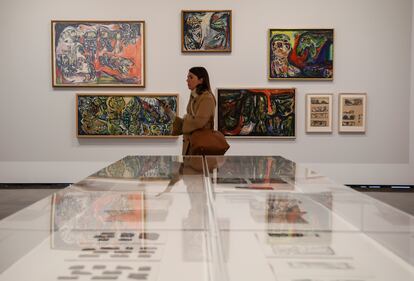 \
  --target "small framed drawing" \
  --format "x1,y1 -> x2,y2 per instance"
305,94 -> 333,133
77,93 -> 178,138
338,93 -> 367,133
52,20 -> 145,87
182,10 -> 232,52
268,29 -> 334,80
